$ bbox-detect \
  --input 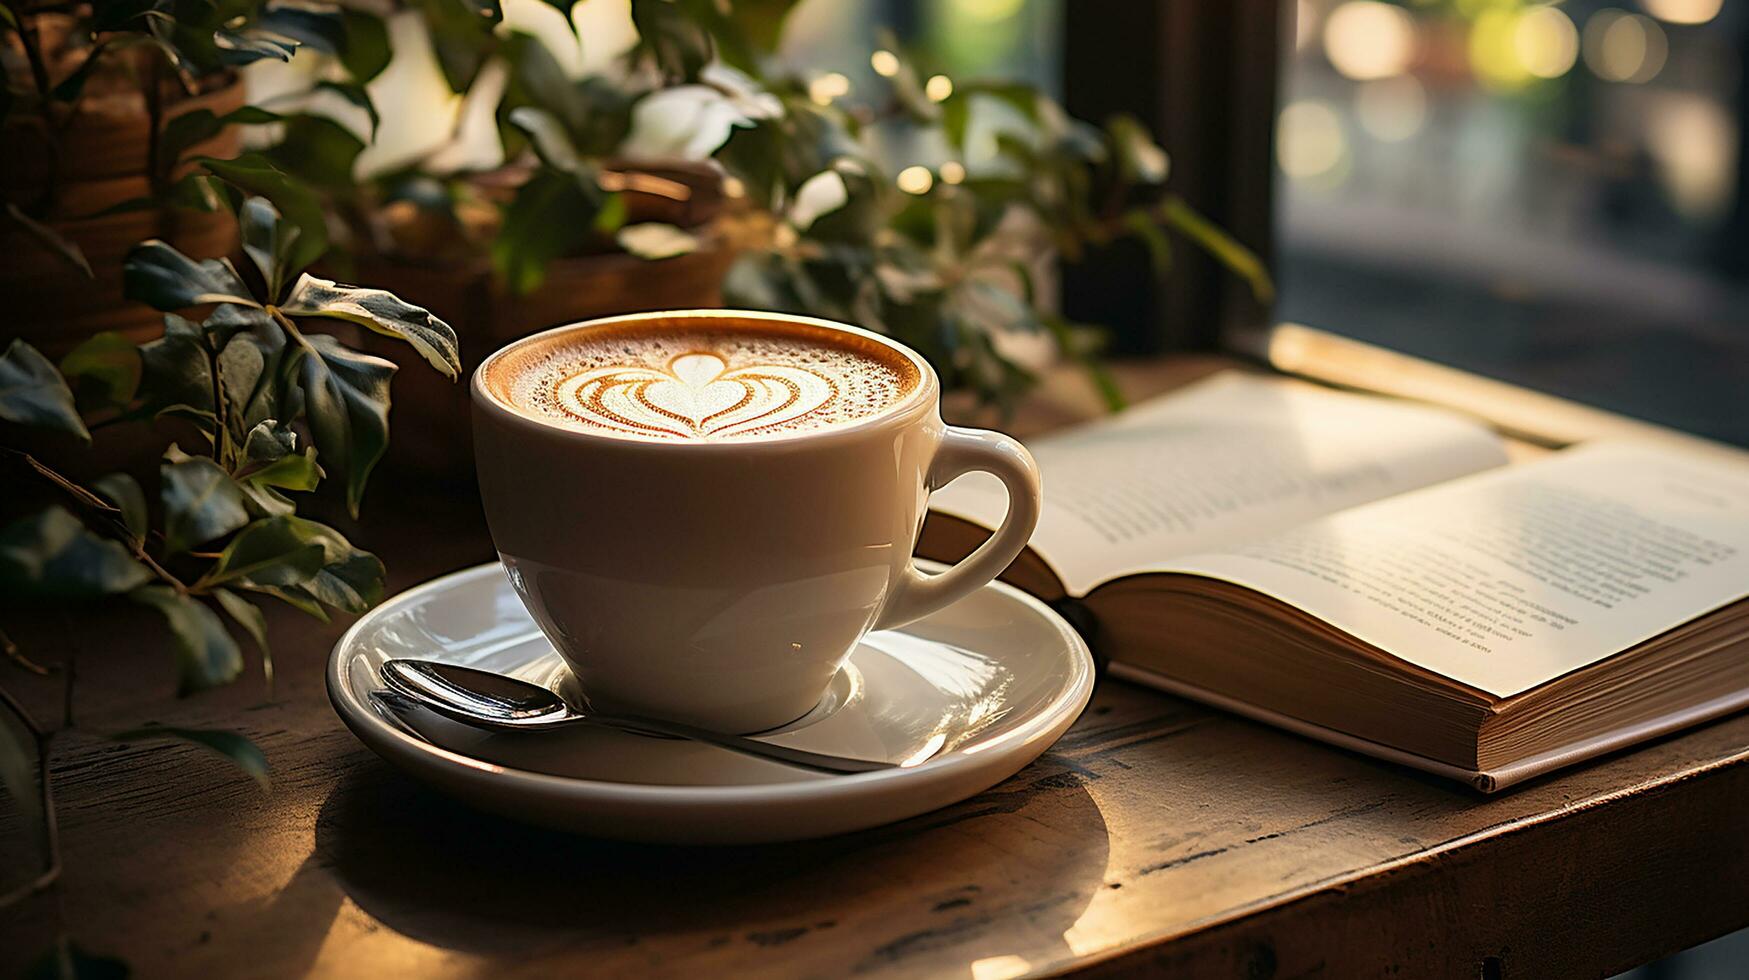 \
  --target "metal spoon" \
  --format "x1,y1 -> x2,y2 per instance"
374,658 -> 897,775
